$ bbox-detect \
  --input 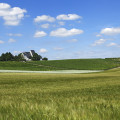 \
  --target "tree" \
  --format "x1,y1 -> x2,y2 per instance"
0,51 -> 47,62
42,57 -> 48,61
17,53 -> 26,61
0,52 -> 14,61
31,53 -> 42,61
6,52 -> 14,61
0,53 -> 6,61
